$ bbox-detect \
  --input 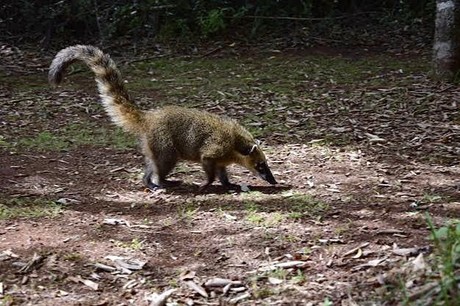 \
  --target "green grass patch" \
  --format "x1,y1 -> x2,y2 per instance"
0,197 -> 63,219
128,55 -> 428,99
0,73 -> 48,91
282,191 -> 329,218
16,130 -> 70,151
0,52 -> 436,157
12,123 -> 136,152
0,135 -> 10,147
244,201 -> 286,227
